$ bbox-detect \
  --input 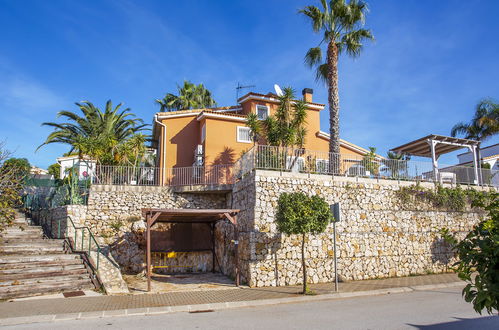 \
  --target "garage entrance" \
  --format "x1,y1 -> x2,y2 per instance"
142,208 -> 240,292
